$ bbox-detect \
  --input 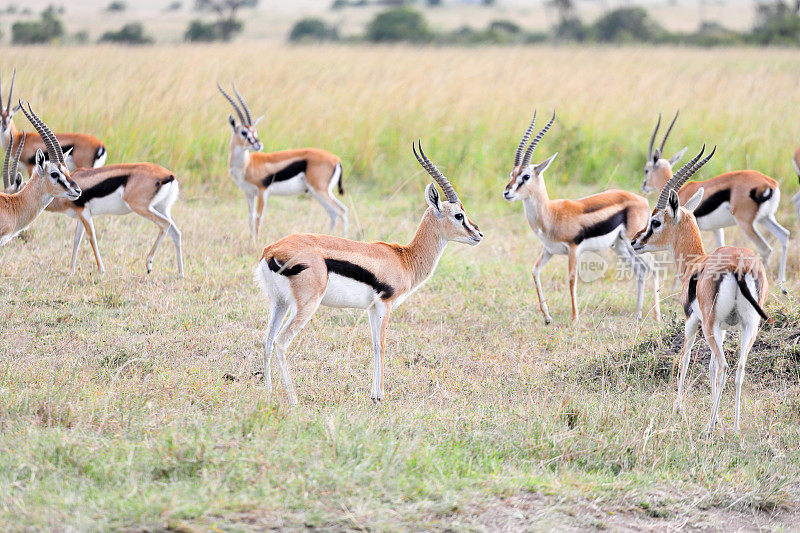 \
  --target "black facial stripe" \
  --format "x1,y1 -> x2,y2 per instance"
693,189 -> 730,218
573,209 -> 627,245
262,160 -> 307,187
325,258 -> 395,299
71,175 -> 129,207
641,225 -> 654,243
